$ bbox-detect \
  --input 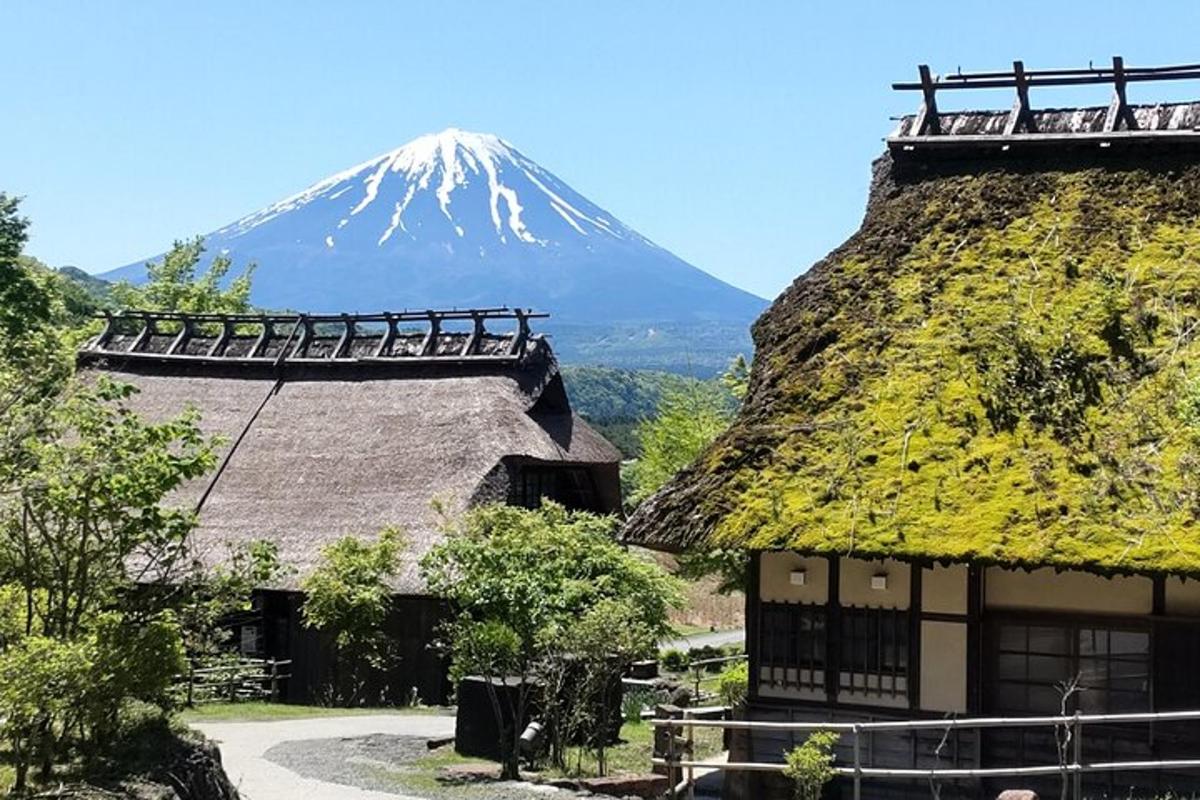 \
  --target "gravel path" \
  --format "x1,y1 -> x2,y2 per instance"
194,714 -> 453,800
192,714 -> 581,800
265,734 -> 578,800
